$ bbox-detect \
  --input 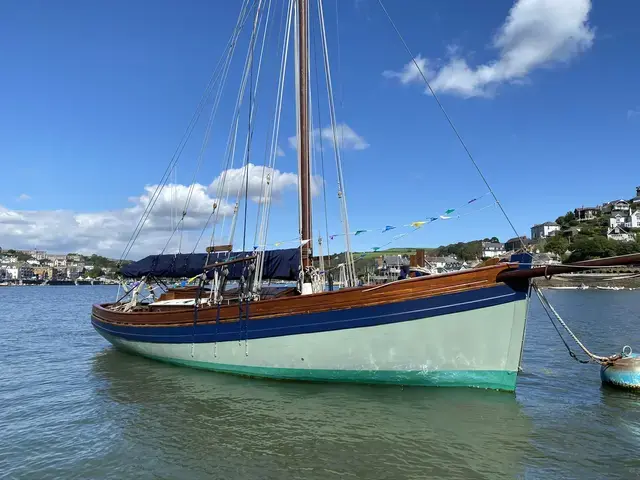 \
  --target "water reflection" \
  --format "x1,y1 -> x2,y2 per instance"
92,348 -> 532,479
